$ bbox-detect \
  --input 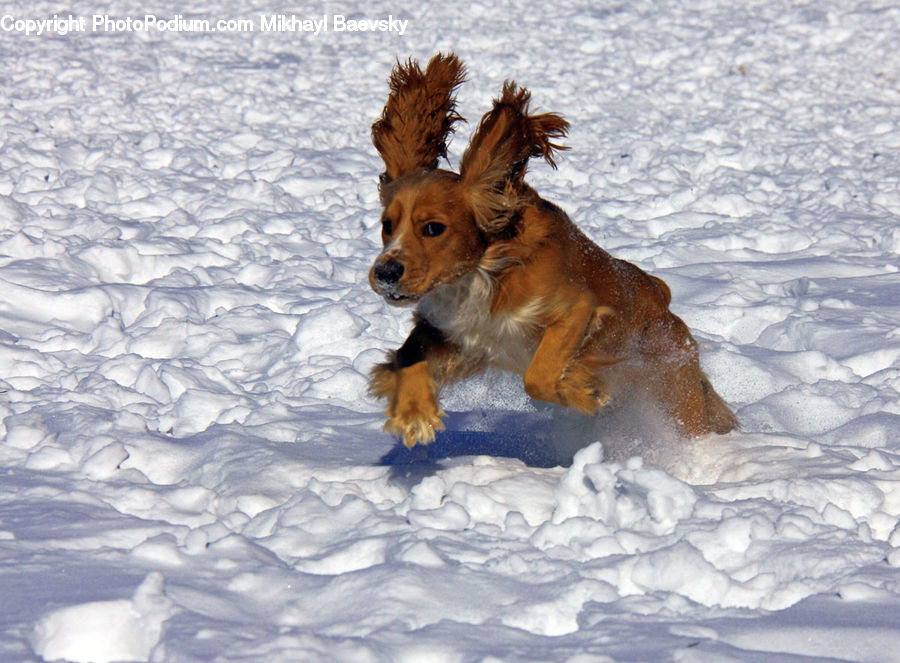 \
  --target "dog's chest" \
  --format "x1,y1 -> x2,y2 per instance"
418,272 -> 541,374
